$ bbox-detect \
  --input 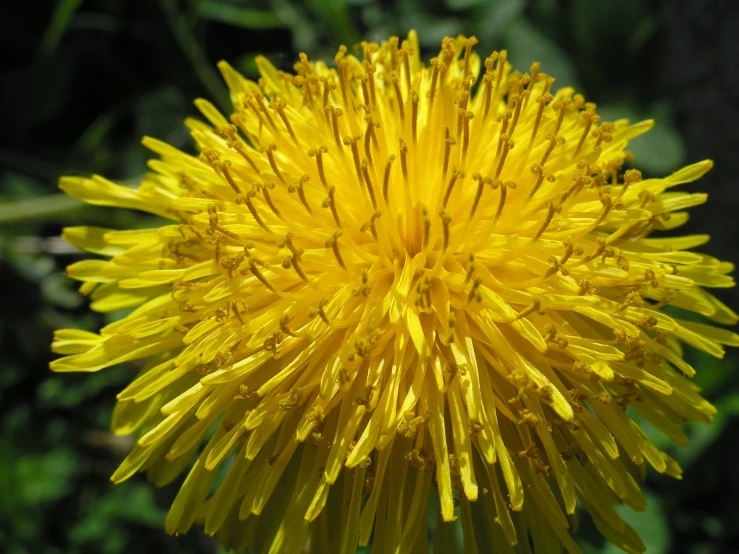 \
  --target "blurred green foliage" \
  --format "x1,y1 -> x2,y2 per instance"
1,1 -> 737,553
